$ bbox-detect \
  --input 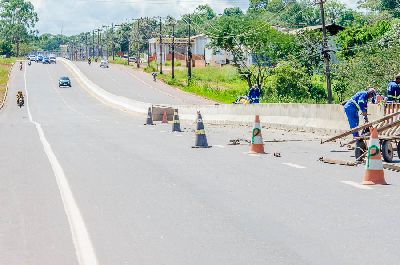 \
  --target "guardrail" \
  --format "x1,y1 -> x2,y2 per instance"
60,58 -> 385,134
